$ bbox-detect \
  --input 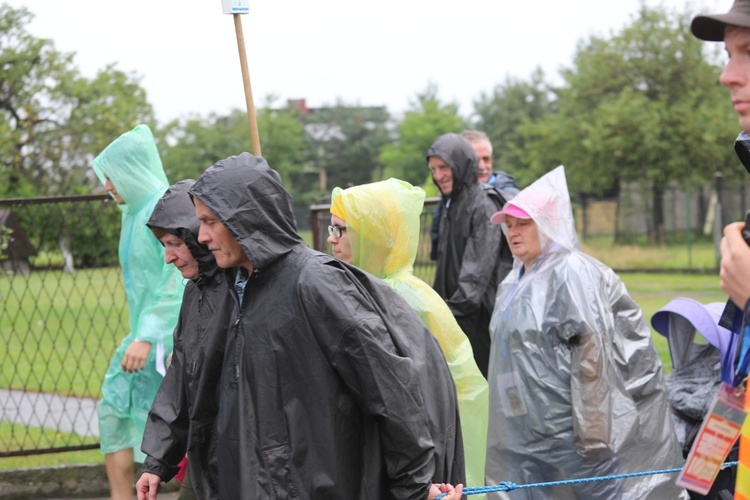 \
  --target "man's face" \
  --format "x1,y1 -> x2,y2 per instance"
429,156 -> 454,196
194,198 -> 252,271
471,139 -> 494,183
159,232 -> 200,280
327,214 -> 352,263
104,177 -> 124,205
721,26 -> 750,132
